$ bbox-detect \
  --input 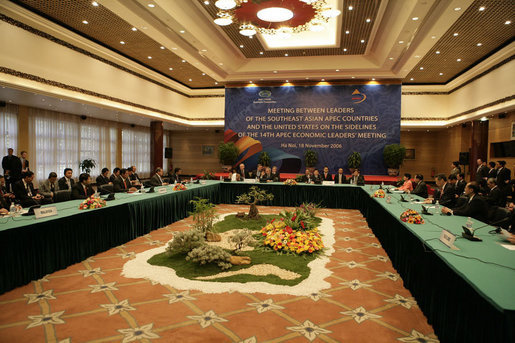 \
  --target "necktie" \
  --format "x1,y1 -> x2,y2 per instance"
26,183 -> 32,196
51,183 -> 55,192
123,179 -> 127,189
